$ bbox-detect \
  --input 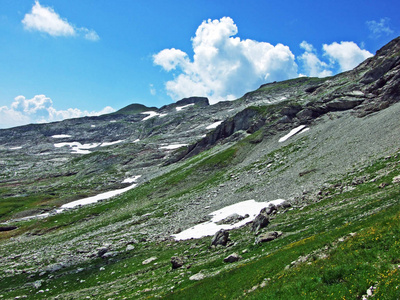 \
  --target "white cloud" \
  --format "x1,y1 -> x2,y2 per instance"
367,18 -> 394,38
299,41 -> 332,77
80,28 -> 100,42
22,1 -> 99,41
323,41 -> 373,72
0,95 -> 115,129
153,17 -> 298,104
149,84 -> 156,96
